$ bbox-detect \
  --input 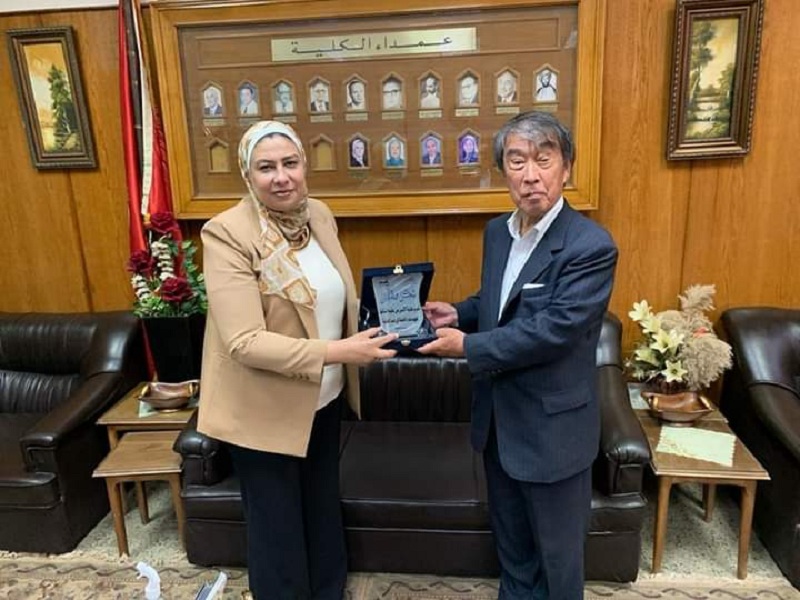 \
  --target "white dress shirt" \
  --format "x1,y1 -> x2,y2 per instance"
498,198 -> 564,319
